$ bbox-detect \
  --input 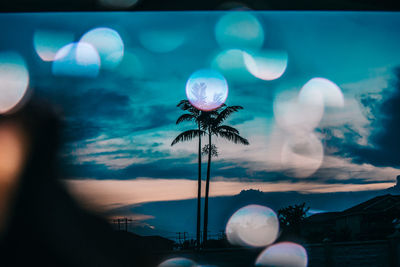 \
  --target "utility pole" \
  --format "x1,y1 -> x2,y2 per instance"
176,232 -> 182,245
183,232 -> 188,243
112,217 -> 133,232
